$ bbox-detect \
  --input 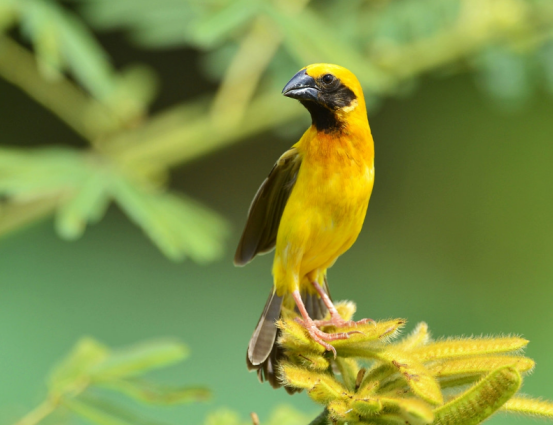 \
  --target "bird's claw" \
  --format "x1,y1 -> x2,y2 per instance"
312,315 -> 375,329
295,317 -> 366,358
